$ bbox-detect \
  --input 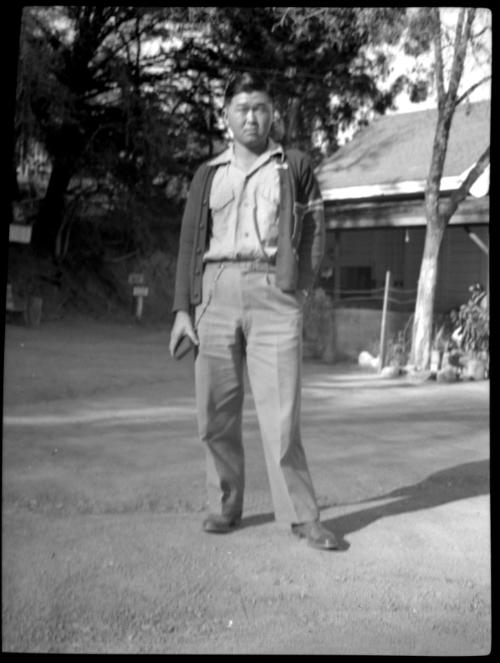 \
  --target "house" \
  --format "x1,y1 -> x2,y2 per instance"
315,100 -> 490,316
